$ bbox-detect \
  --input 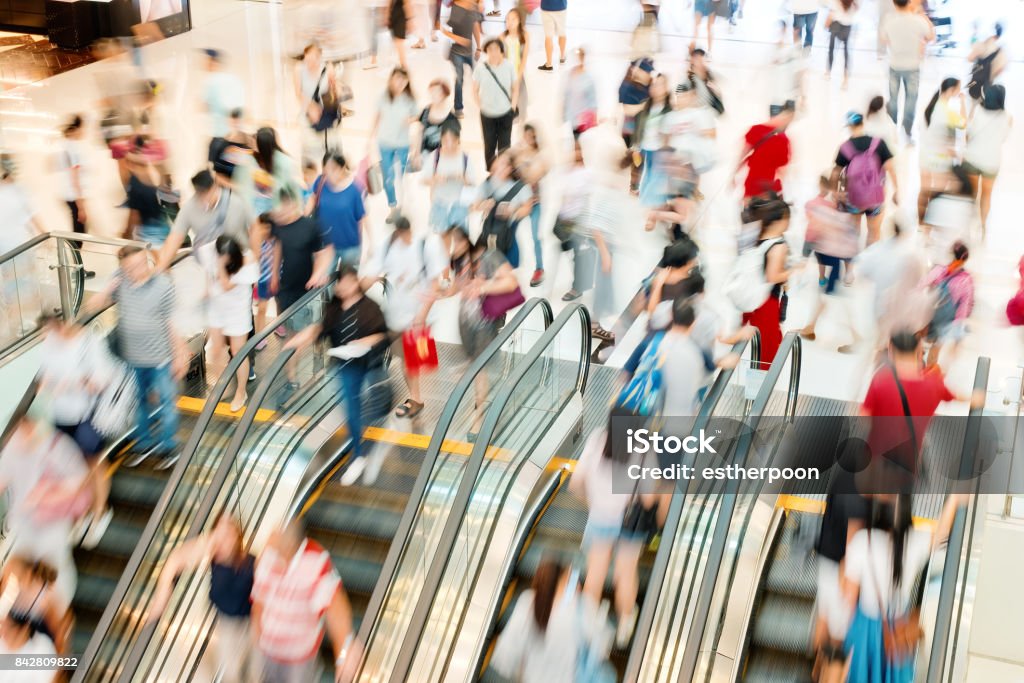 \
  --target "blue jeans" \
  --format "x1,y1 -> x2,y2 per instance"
888,68 -> 920,136
335,246 -> 362,268
450,51 -> 473,112
529,201 -> 543,271
334,363 -> 367,458
379,145 -> 409,208
132,364 -> 179,452
793,12 -> 817,48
